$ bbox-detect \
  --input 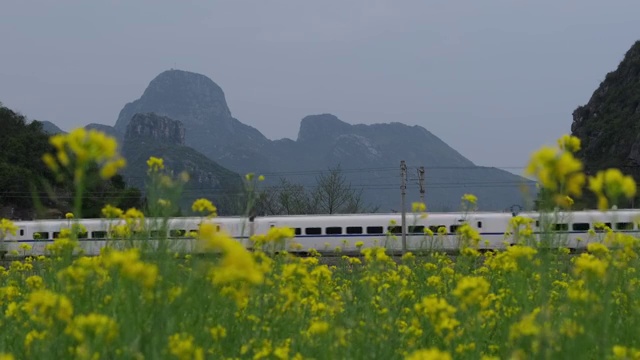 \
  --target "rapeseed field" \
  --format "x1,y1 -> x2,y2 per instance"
1,129 -> 640,359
